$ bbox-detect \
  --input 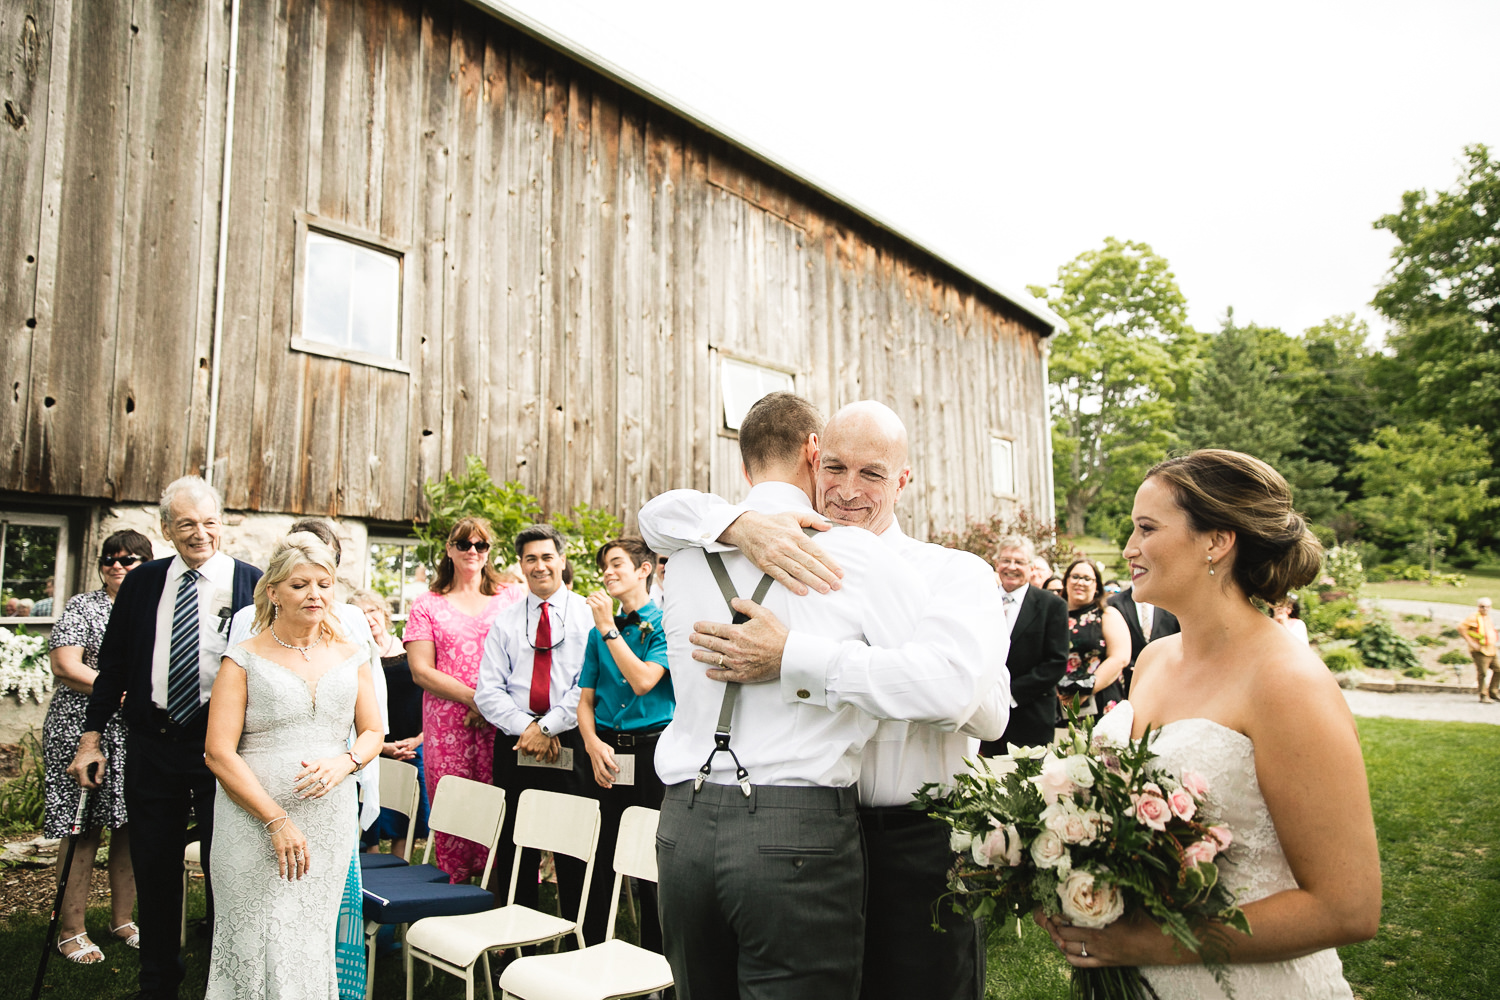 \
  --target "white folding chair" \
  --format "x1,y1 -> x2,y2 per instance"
361,757 -> 421,869
498,806 -> 673,1000
363,775 -> 508,999
404,789 -> 602,1000
179,840 -> 203,947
